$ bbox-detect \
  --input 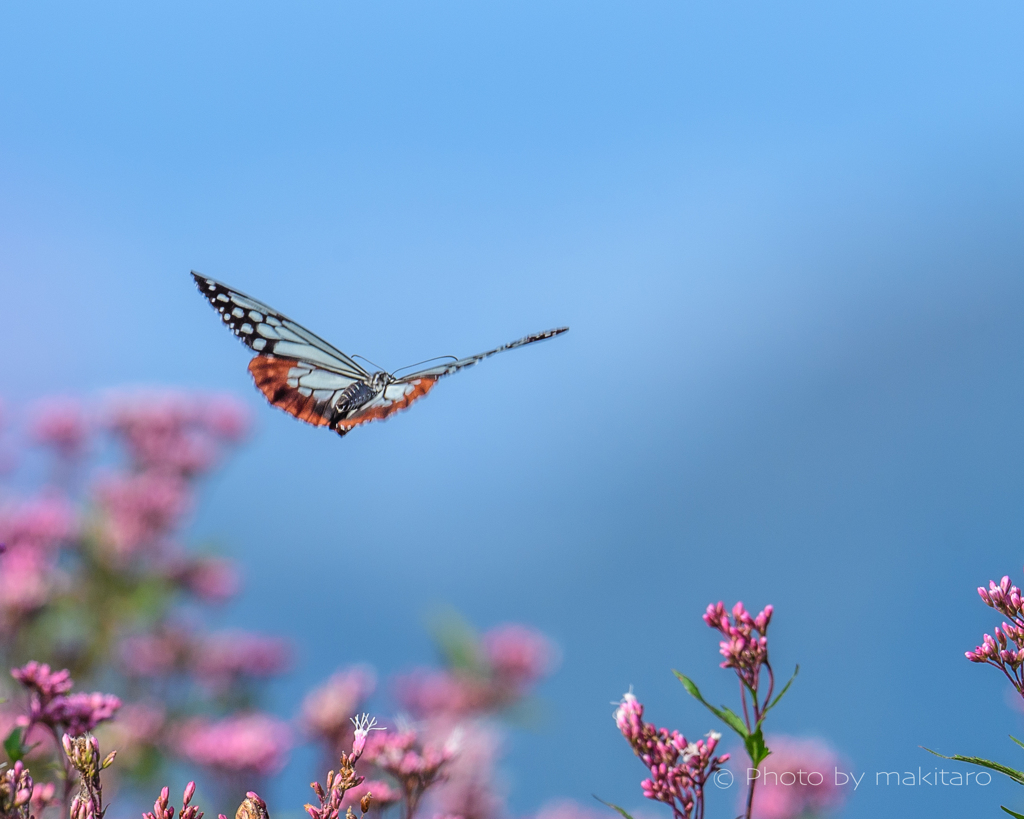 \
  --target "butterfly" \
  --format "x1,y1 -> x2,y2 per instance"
191,272 -> 568,437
